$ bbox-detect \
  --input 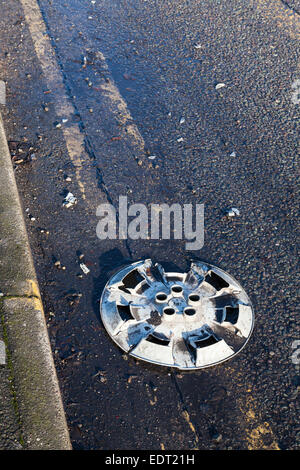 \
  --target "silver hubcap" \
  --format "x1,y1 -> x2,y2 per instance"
100,259 -> 254,370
